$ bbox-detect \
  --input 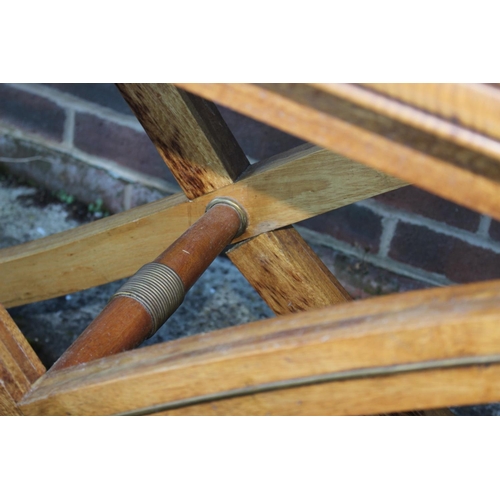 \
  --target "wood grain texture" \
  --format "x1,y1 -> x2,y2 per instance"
116,83 -> 249,198
19,280 -> 500,415
177,83 -> 500,221
51,296 -> 154,371
1,304 -> 45,415
150,365 -> 499,416
0,382 -> 23,415
362,83 -> 500,142
228,226 -> 351,314
0,145 -> 405,307
312,83 -> 500,163
120,83 -> 352,319
51,204 -> 242,370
